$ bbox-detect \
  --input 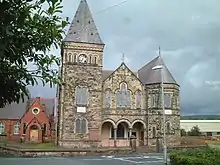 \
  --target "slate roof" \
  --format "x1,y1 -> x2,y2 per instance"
101,56 -> 177,85
0,97 -> 55,119
138,56 -> 177,85
0,97 -> 29,119
63,0 -> 104,44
